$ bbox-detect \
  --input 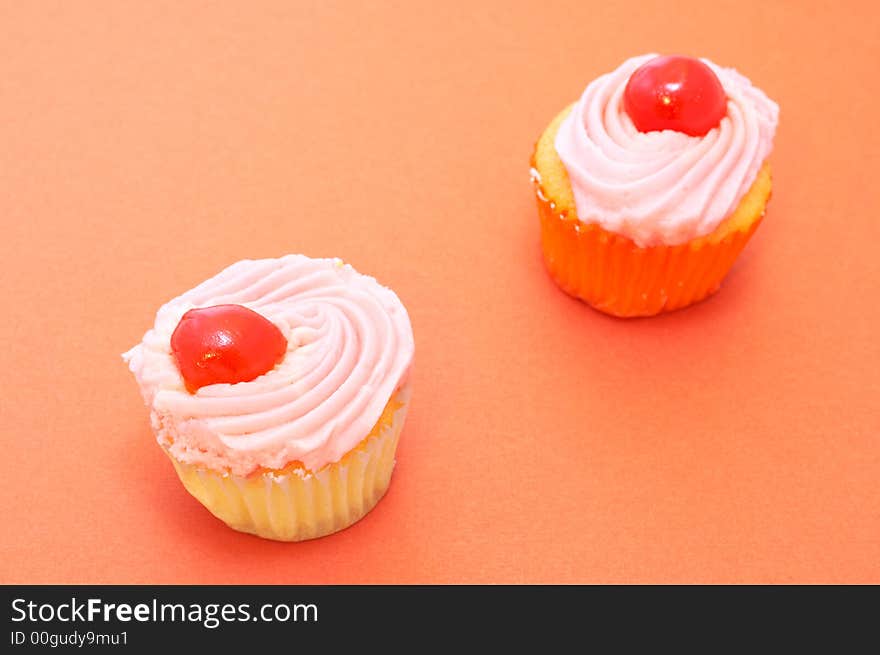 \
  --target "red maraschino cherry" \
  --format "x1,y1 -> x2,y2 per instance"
170,304 -> 287,393
623,55 -> 727,137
